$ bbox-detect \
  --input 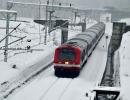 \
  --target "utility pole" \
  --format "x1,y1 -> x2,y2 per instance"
61,20 -> 69,44
48,10 -> 55,33
4,3 -> 17,62
0,10 -> 17,62
4,12 -> 10,62
0,8 -> 17,62
74,11 -> 77,26
48,0 -> 55,35
105,35 -> 108,49
38,0 -> 41,44
44,1 -> 49,45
